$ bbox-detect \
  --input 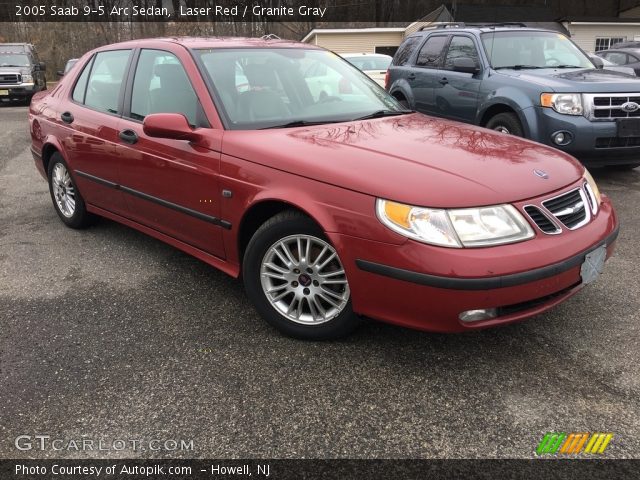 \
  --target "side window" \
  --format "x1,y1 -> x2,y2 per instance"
604,52 -> 627,65
130,49 -> 199,126
416,36 -> 448,67
392,36 -> 422,66
84,50 -> 131,114
444,36 -> 479,70
72,57 -> 94,103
